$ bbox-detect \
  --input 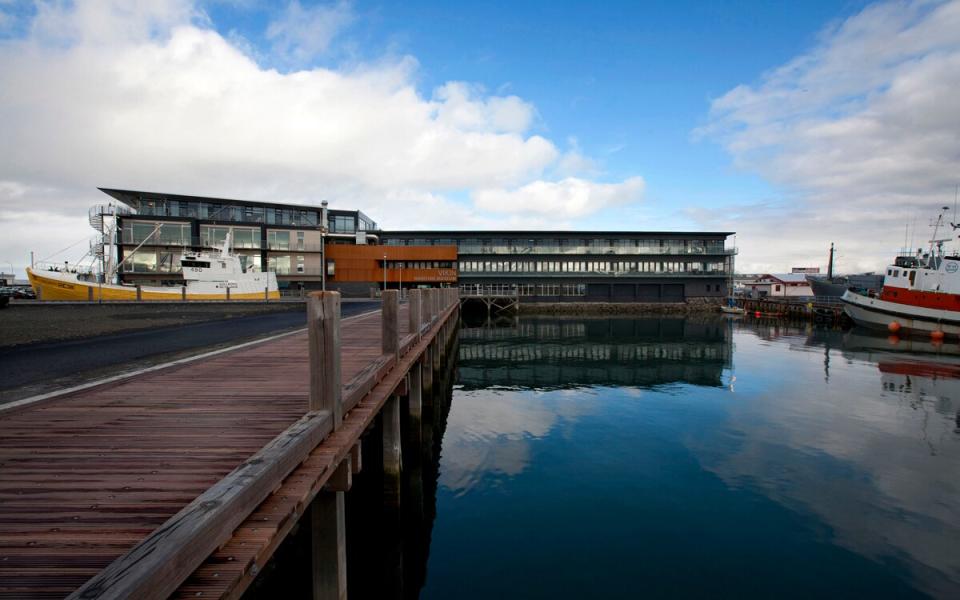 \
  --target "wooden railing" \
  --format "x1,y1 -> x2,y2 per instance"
69,287 -> 461,600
